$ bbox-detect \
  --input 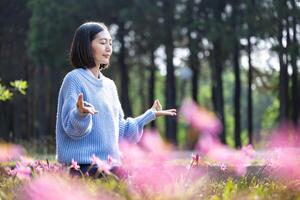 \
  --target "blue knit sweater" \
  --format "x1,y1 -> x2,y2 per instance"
55,68 -> 156,165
